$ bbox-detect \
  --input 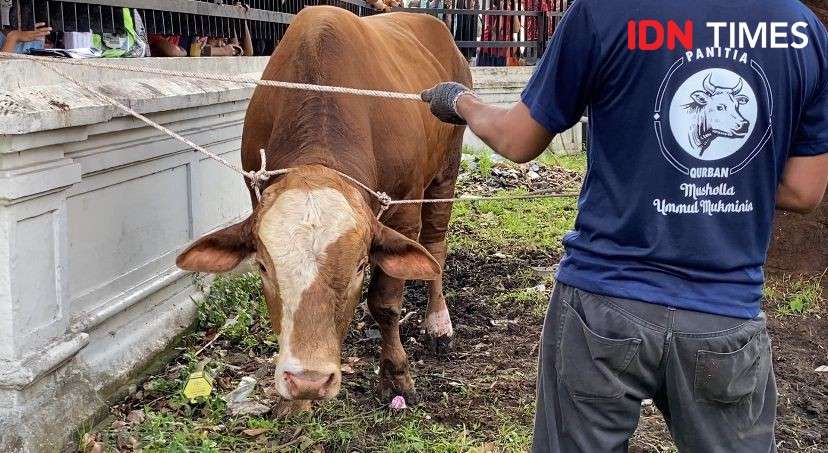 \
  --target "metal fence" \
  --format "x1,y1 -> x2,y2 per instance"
6,0 -> 568,64
7,0 -> 376,35
396,1 -> 567,65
